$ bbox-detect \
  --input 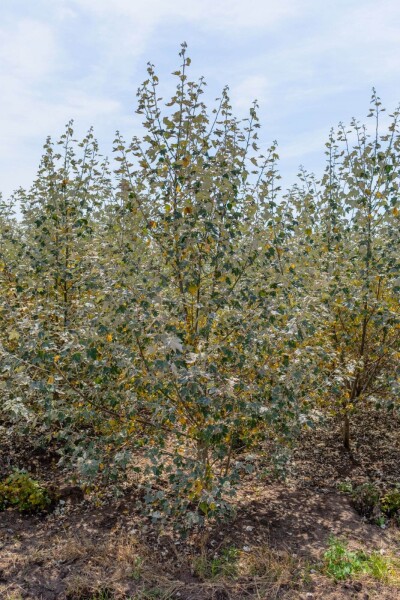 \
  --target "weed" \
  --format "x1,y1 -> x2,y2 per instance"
381,488 -> 400,521
351,483 -> 381,520
130,556 -> 144,581
0,469 -> 50,512
338,481 -> 400,526
89,592 -> 113,600
322,536 -> 400,585
337,480 -> 353,494
193,546 -> 239,580
323,537 -> 367,581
